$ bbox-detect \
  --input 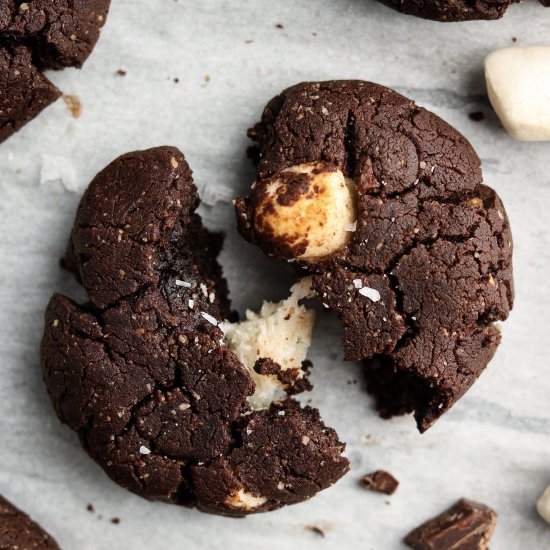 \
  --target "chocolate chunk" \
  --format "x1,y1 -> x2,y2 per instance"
0,495 -> 59,549
0,0 -> 110,143
404,499 -> 497,550
40,146 -> 349,516
361,470 -> 399,495
236,81 -> 513,432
